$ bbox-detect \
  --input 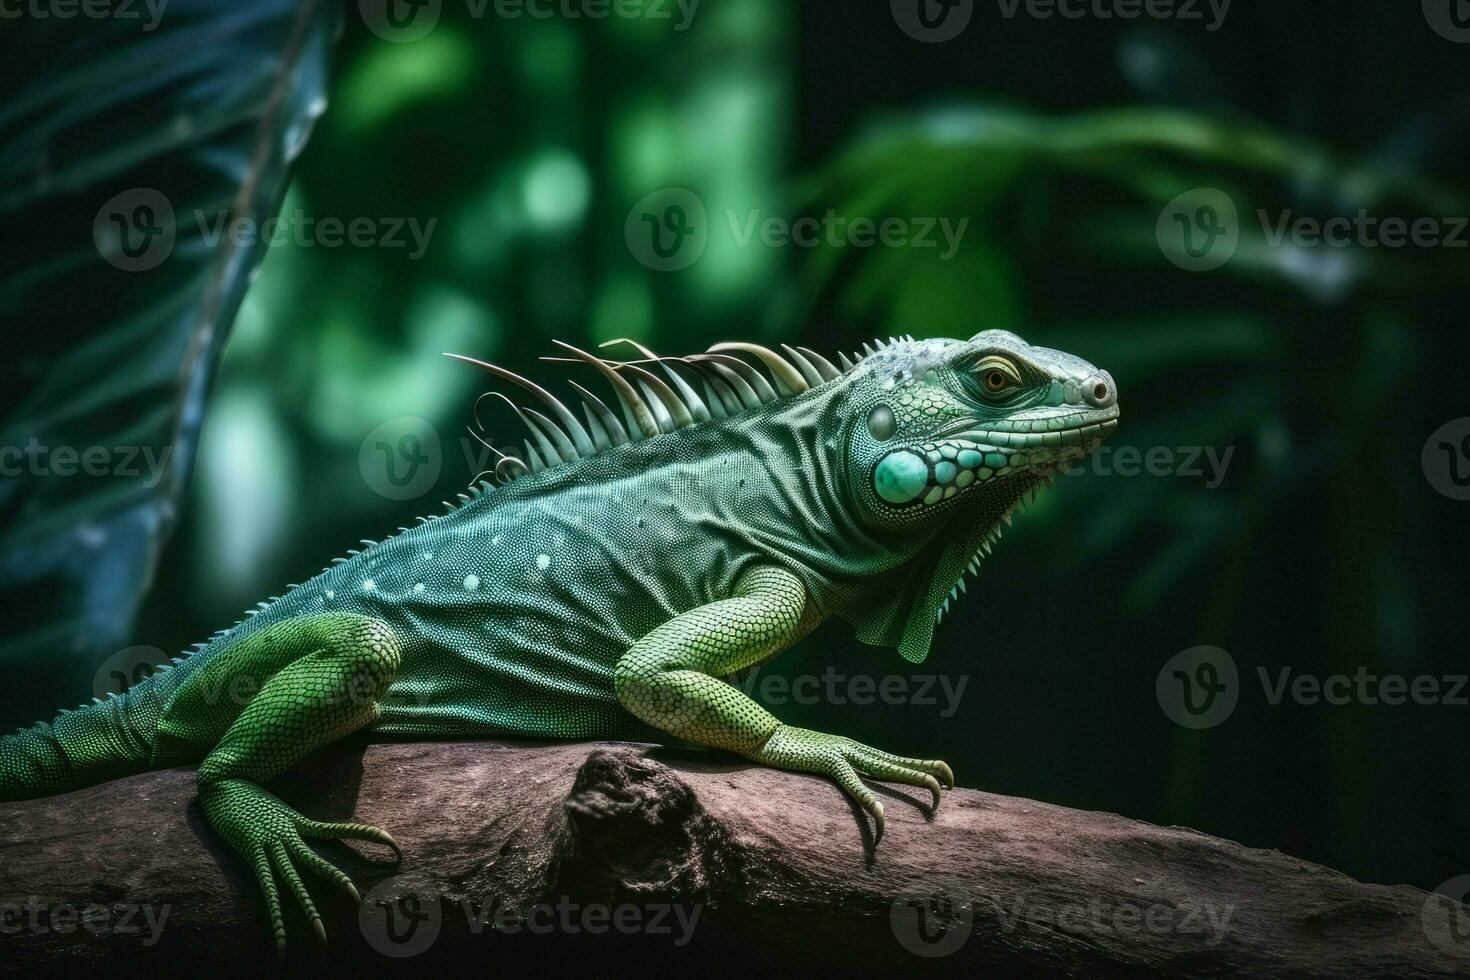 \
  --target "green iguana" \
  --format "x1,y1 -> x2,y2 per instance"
0,330 -> 1118,949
